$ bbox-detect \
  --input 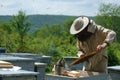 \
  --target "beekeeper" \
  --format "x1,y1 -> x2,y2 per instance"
70,16 -> 116,73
